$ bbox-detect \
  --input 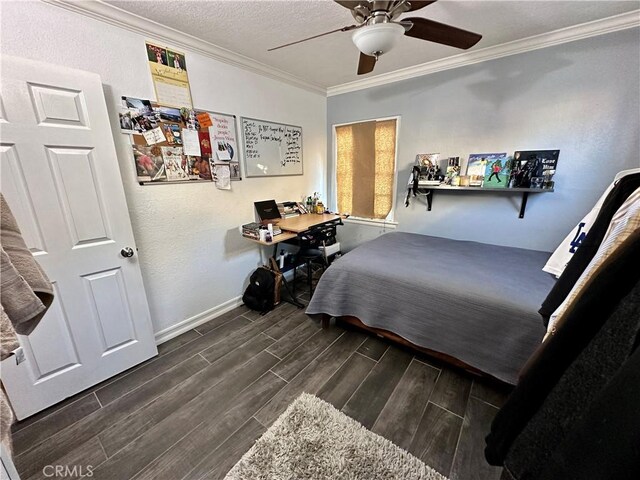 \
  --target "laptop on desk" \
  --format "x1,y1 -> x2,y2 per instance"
254,199 -> 282,222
